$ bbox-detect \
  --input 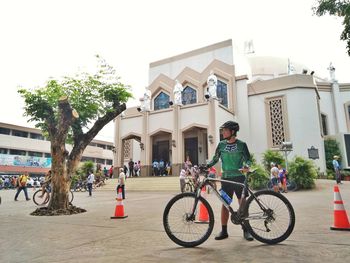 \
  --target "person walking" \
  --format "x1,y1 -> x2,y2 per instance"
128,159 -> 135,177
87,170 -> 95,196
333,155 -> 342,184
14,172 -> 30,201
109,165 -> 114,179
117,167 -> 126,199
